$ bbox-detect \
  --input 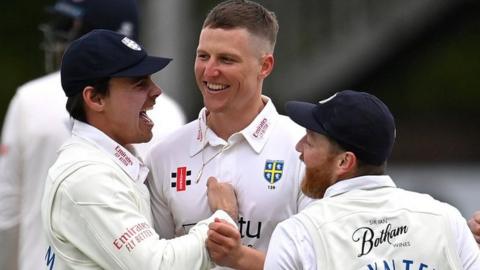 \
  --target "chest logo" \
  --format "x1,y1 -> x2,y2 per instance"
171,167 -> 191,191
264,160 -> 284,184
